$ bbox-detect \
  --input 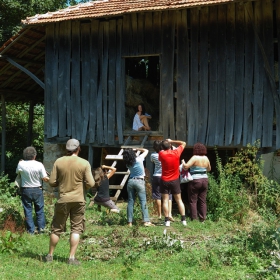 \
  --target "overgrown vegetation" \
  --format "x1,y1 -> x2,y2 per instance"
0,142 -> 279,279
207,141 -> 280,223
0,103 -> 45,178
